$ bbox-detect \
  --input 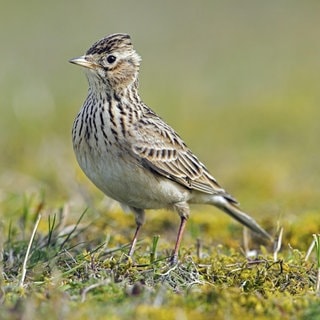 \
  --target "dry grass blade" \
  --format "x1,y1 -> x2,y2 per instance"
19,214 -> 41,288
273,227 -> 283,262
313,234 -> 320,295
81,279 -> 111,302
305,238 -> 316,262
